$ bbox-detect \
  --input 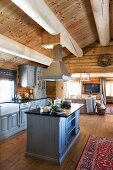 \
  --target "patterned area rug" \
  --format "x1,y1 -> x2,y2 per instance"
76,136 -> 113,170
105,104 -> 113,115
